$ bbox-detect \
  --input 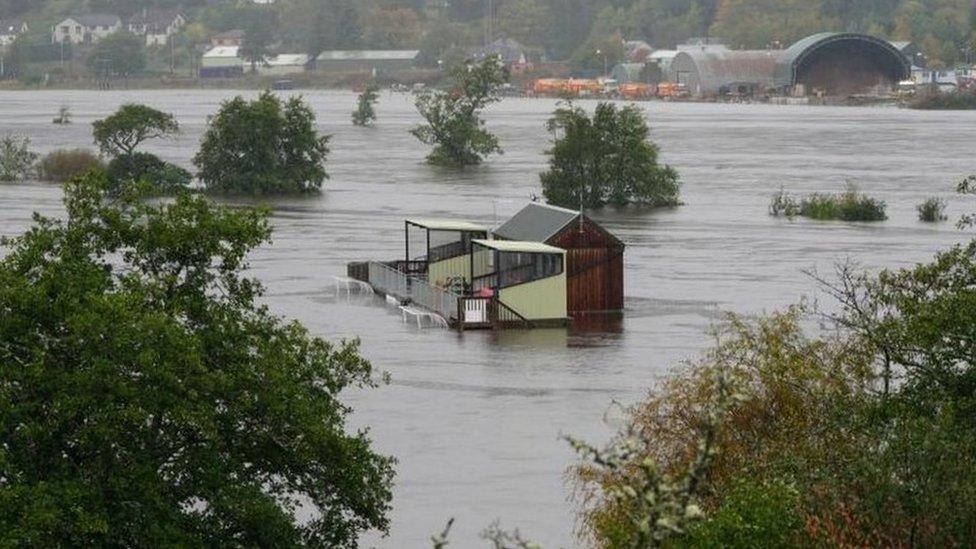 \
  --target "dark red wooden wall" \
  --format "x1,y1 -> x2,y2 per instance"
548,218 -> 624,314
